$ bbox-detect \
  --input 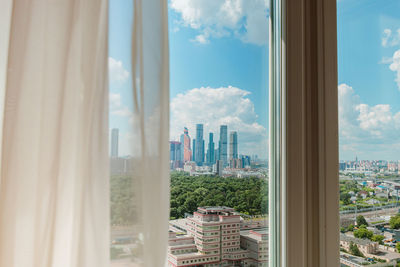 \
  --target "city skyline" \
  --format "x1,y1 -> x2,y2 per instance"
108,0 -> 400,160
